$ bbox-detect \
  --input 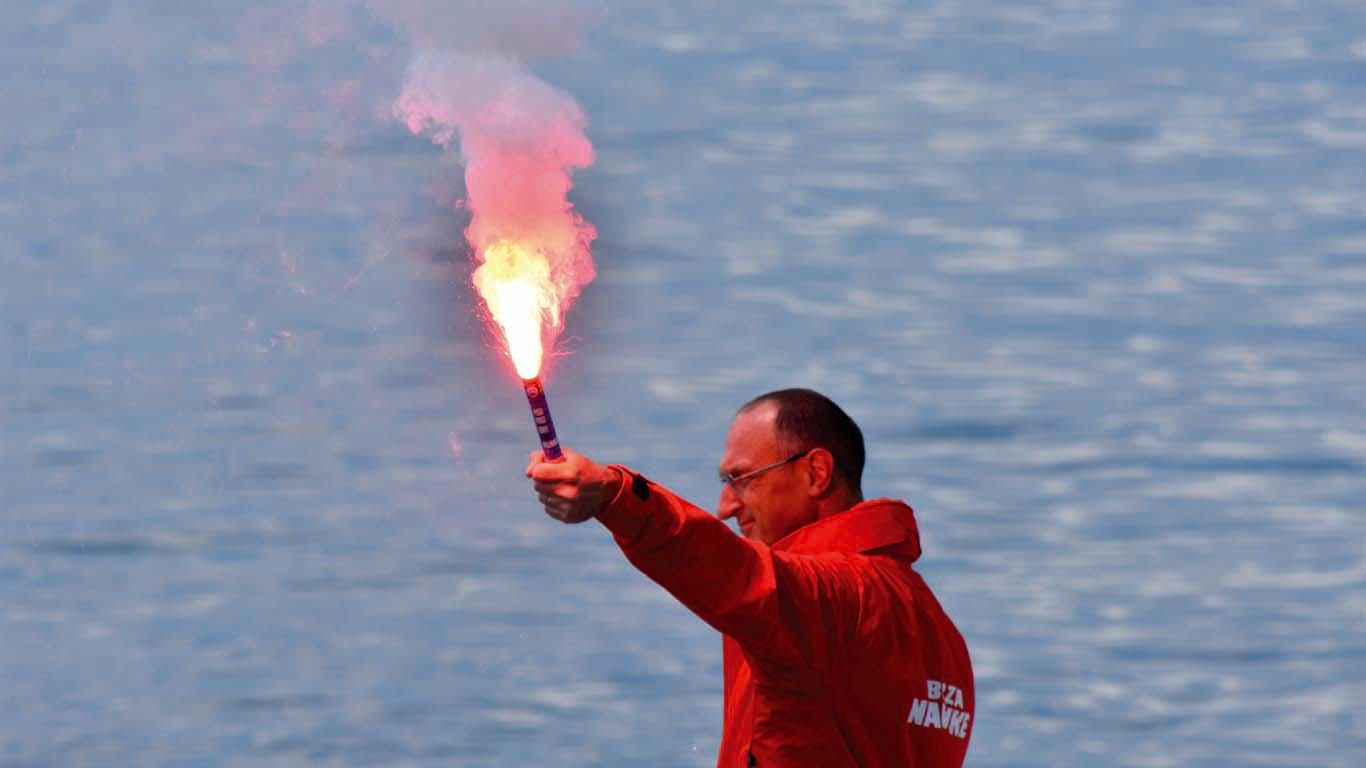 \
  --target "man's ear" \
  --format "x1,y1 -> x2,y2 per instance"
805,448 -> 837,497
